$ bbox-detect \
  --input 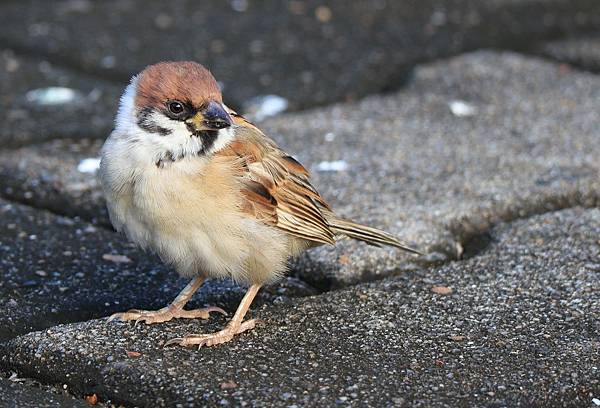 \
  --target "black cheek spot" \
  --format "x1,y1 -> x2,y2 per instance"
137,107 -> 172,136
